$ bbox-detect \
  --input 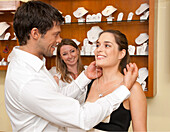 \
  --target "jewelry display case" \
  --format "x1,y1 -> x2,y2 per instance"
44,0 -> 157,97
0,0 -> 157,97
0,1 -> 21,70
